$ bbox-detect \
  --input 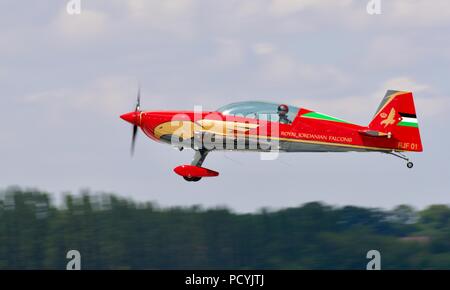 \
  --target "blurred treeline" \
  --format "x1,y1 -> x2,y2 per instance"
0,187 -> 449,269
